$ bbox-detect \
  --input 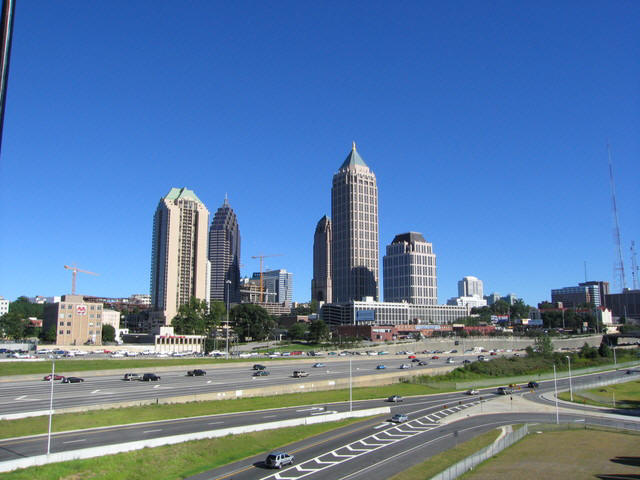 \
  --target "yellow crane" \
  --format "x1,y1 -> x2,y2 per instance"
64,264 -> 99,295
250,254 -> 283,302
